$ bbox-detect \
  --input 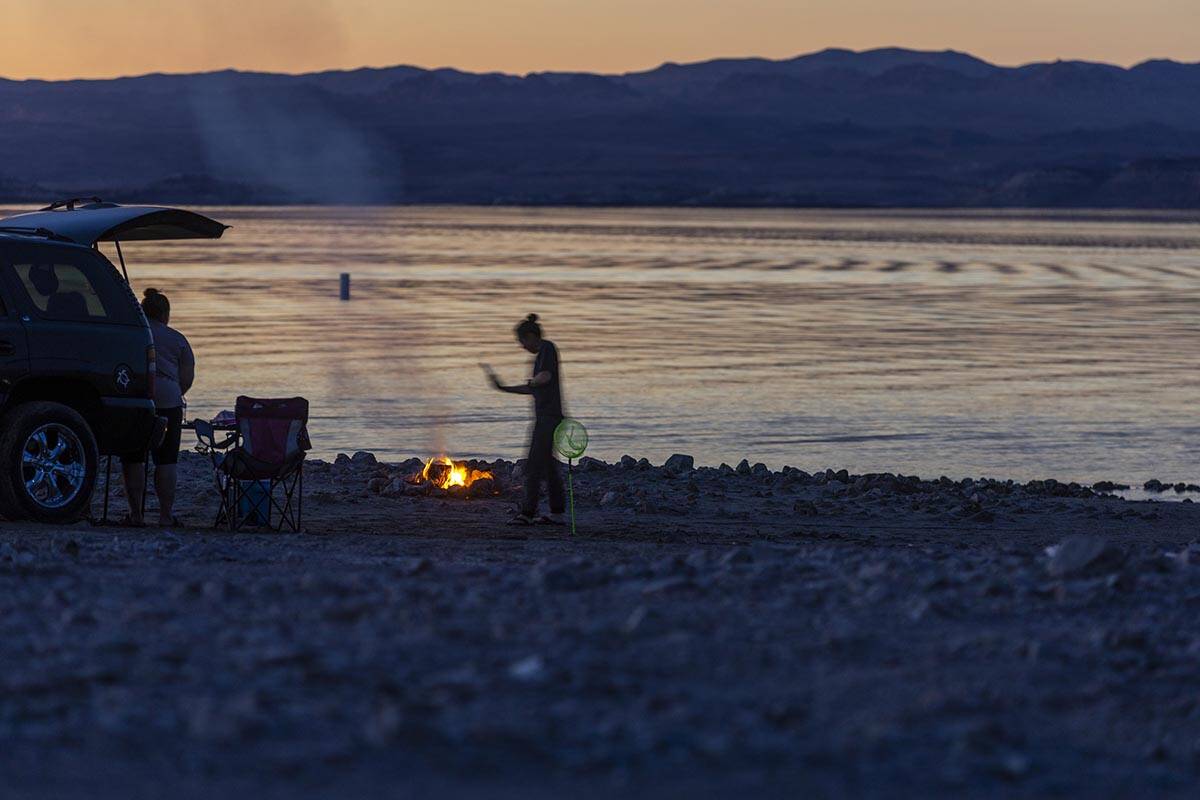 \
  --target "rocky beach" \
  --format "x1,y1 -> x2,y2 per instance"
0,451 -> 1196,797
